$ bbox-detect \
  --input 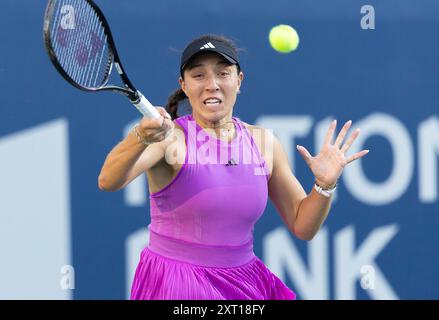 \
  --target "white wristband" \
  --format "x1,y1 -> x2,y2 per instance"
314,183 -> 337,198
